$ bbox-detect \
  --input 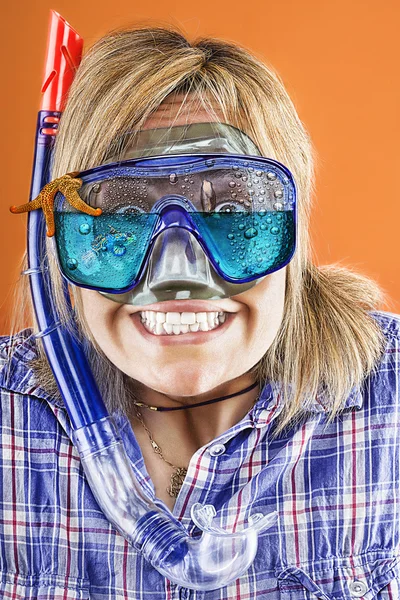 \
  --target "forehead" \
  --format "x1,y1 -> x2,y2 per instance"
141,93 -> 225,131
